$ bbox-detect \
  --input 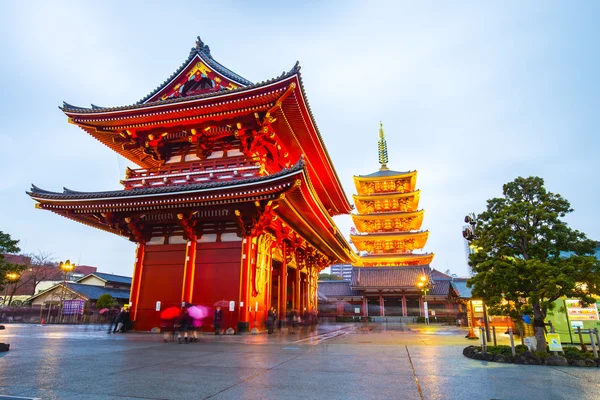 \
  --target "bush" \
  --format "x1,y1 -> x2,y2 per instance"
486,345 -> 514,356
96,294 -> 116,310
416,316 -> 426,323
534,351 -> 550,360
515,344 -> 529,354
